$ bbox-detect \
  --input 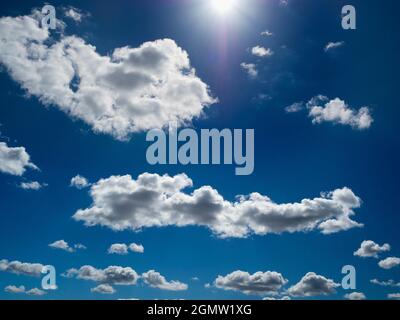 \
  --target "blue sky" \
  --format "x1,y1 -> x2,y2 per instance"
0,0 -> 399,300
